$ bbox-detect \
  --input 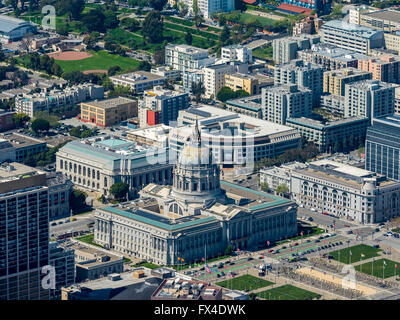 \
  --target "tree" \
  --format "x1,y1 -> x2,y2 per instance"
185,31 -> 193,45
149,0 -> 167,11
217,87 -> 249,102
154,45 -> 165,65
31,118 -> 50,133
276,184 -> 289,196
104,9 -> 119,29
142,11 -> 164,43
110,182 -> 129,199
220,25 -> 230,45
121,17 -> 140,32
82,8 -> 106,33
260,182 -> 269,192
108,65 -> 121,76
191,81 -> 205,103
139,60 -> 152,71
225,245 -> 232,256
13,113 -> 30,128
70,189 -> 87,212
